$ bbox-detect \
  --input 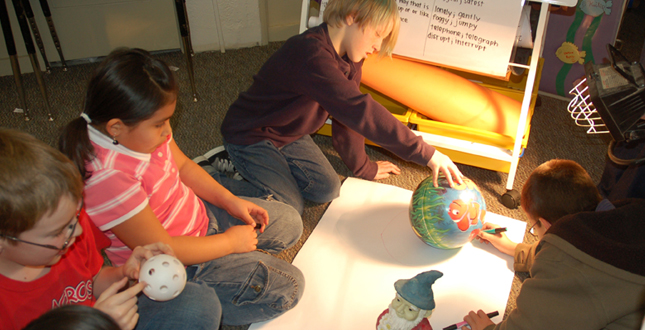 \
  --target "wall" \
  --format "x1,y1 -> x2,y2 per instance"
0,0 -> 301,76
186,0 -> 302,52
0,0 -> 180,76
186,0 -> 263,53
266,0 -> 301,42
